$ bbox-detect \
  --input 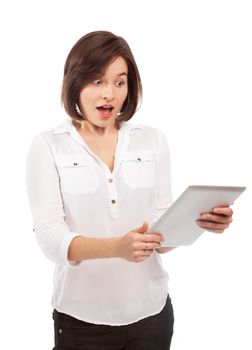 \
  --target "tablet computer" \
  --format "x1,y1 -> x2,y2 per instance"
148,185 -> 246,247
